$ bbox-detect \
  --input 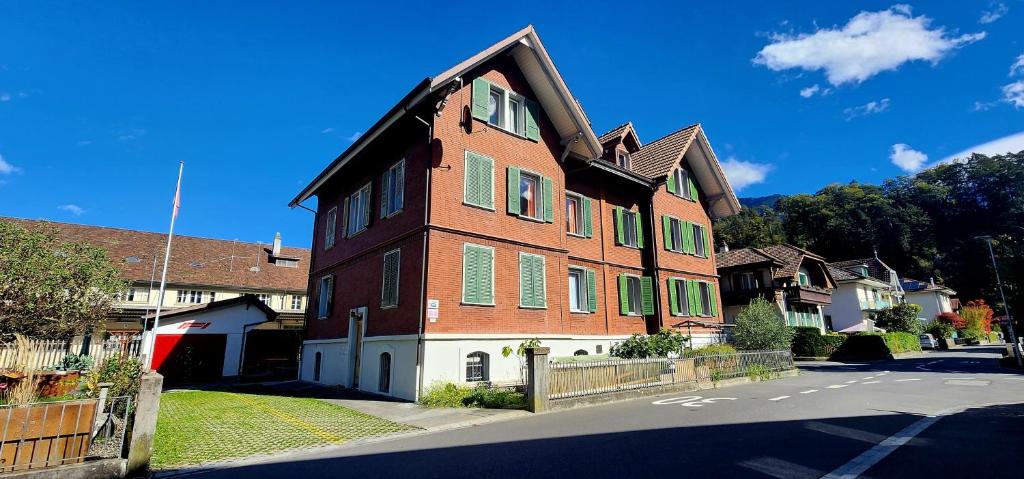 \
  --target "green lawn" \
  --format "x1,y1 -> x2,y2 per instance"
153,390 -> 417,469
